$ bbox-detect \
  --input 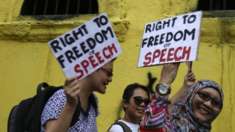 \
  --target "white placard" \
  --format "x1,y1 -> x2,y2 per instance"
48,13 -> 121,79
138,11 -> 202,67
